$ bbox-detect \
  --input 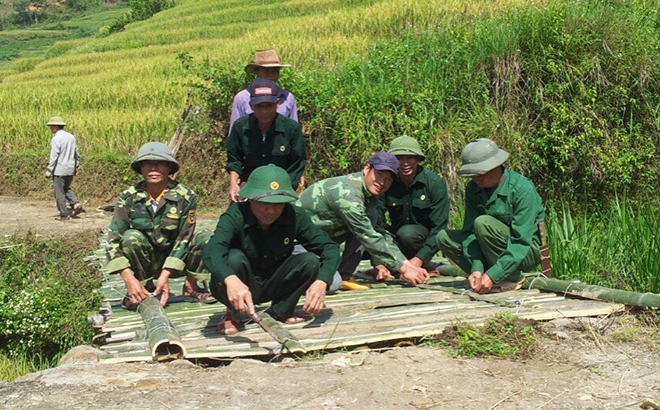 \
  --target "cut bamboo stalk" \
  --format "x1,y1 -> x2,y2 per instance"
138,296 -> 187,361
539,221 -> 553,278
523,276 -> 660,308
